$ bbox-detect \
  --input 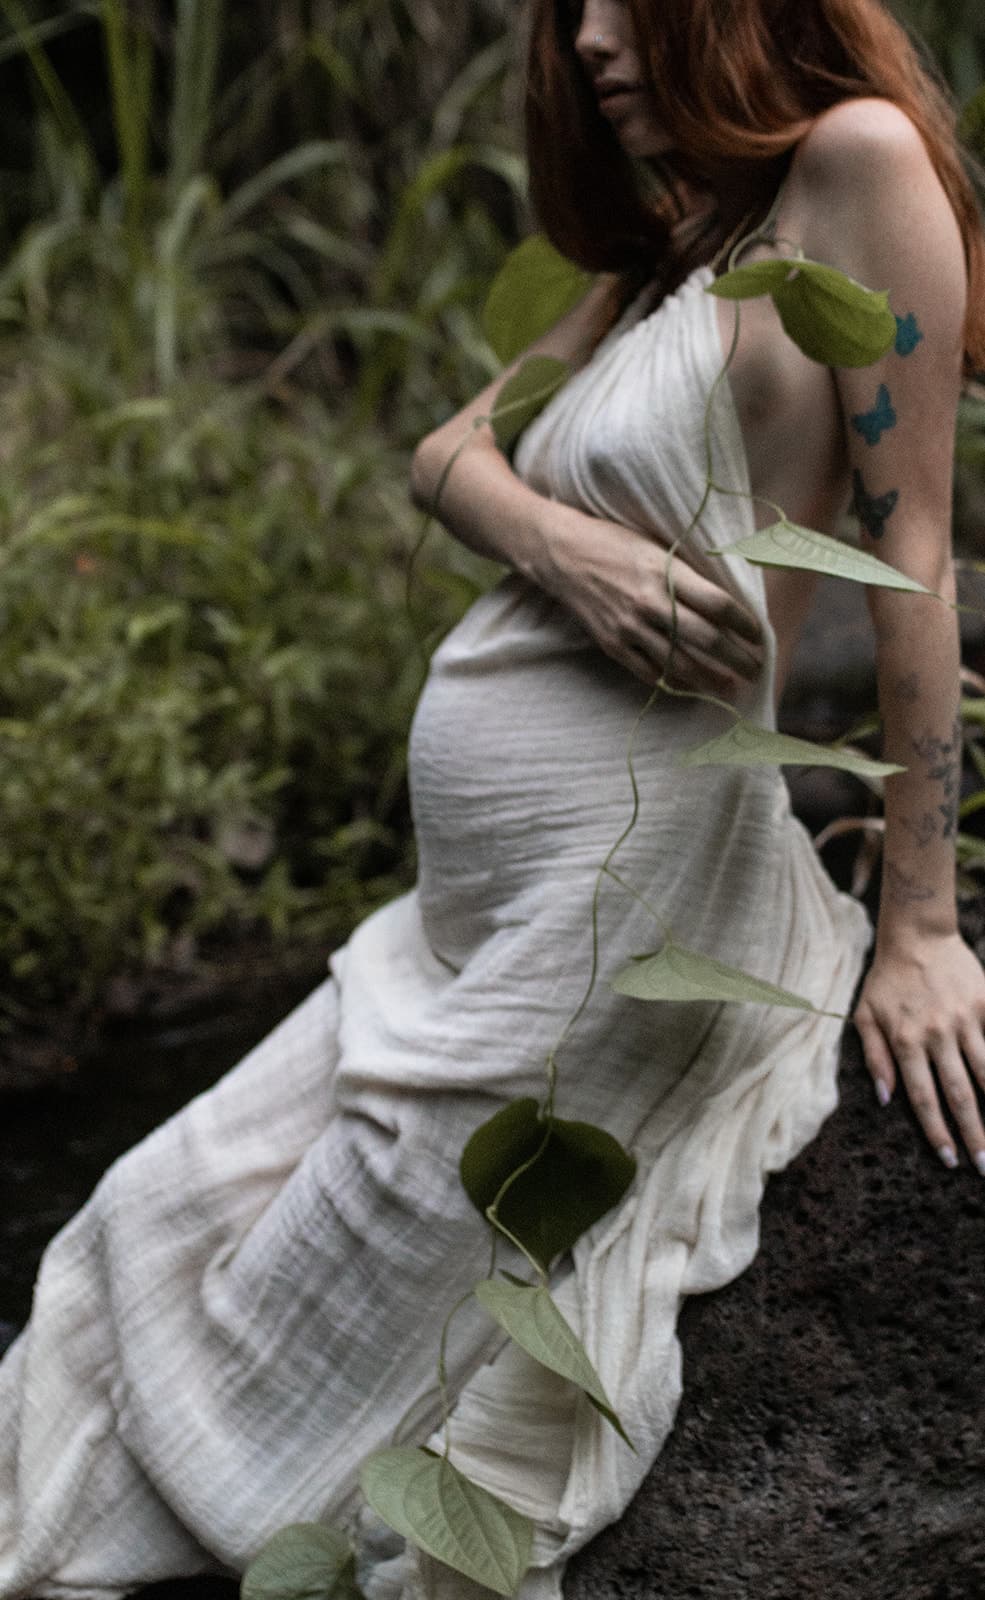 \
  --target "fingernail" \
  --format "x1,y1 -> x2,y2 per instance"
937,1145 -> 959,1170
875,1080 -> 891,1108
975,1152 -> 985,1178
